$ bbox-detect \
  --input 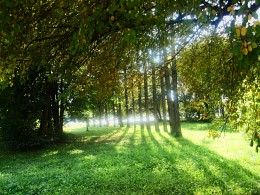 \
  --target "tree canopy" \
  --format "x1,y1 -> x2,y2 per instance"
0,0 -> 260,150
